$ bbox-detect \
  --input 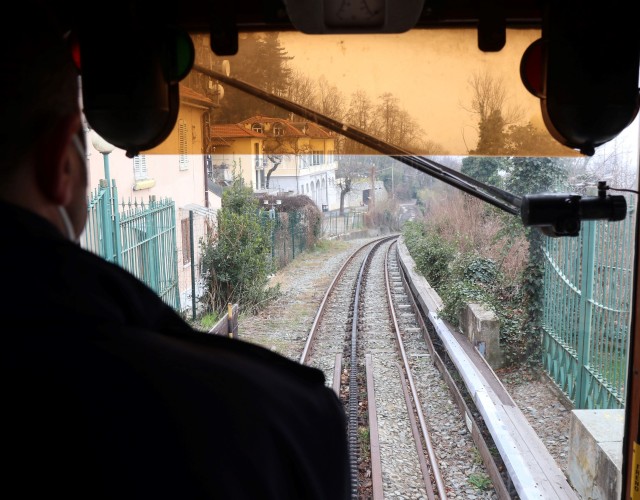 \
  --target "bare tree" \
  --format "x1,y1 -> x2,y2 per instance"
335,176 -> 353,215
466,71 -> 523,126
286,70 -> 318,114
317,75 -> 346,122
343,90 -> 375,155
371,92 -> 401,143
262,135 -> 312,189
464,71 -> 524,154
346,90 -> 373,129
264,154 -> 283,188
562,142 -> 638,193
